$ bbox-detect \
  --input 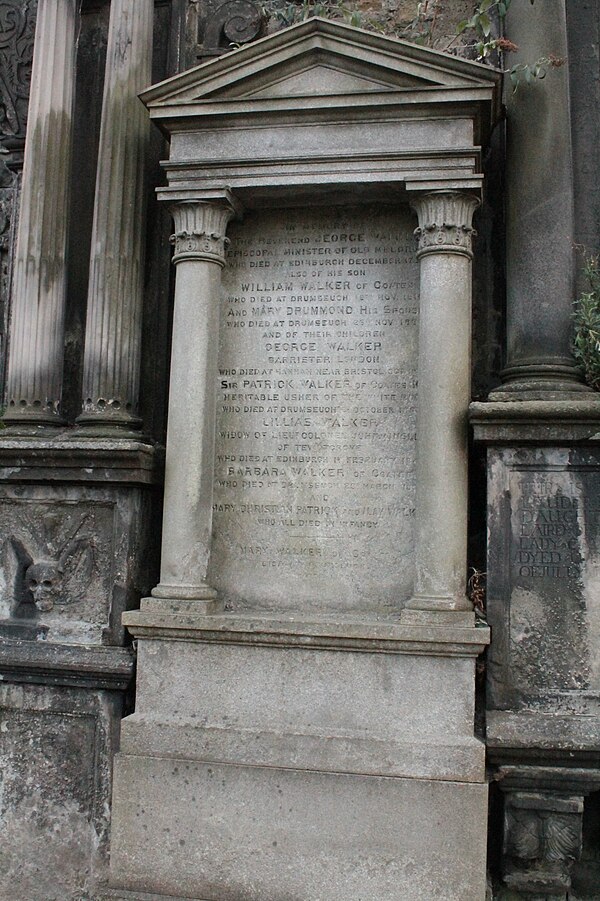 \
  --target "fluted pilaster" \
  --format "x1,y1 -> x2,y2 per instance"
78,0 -> 154,432
404,191 -> 479,622
3,0 -> 78,428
